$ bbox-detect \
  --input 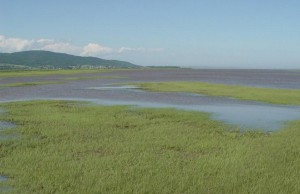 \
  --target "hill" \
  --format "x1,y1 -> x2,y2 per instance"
0,50 -> 140,69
